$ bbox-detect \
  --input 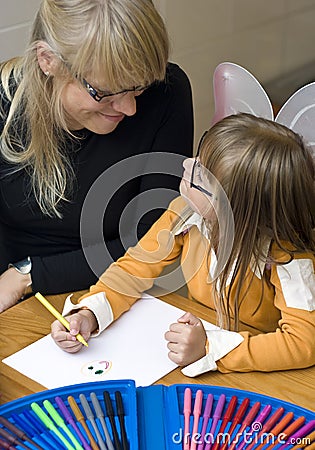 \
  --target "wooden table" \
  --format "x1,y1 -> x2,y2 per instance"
1,291 -> 314,411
